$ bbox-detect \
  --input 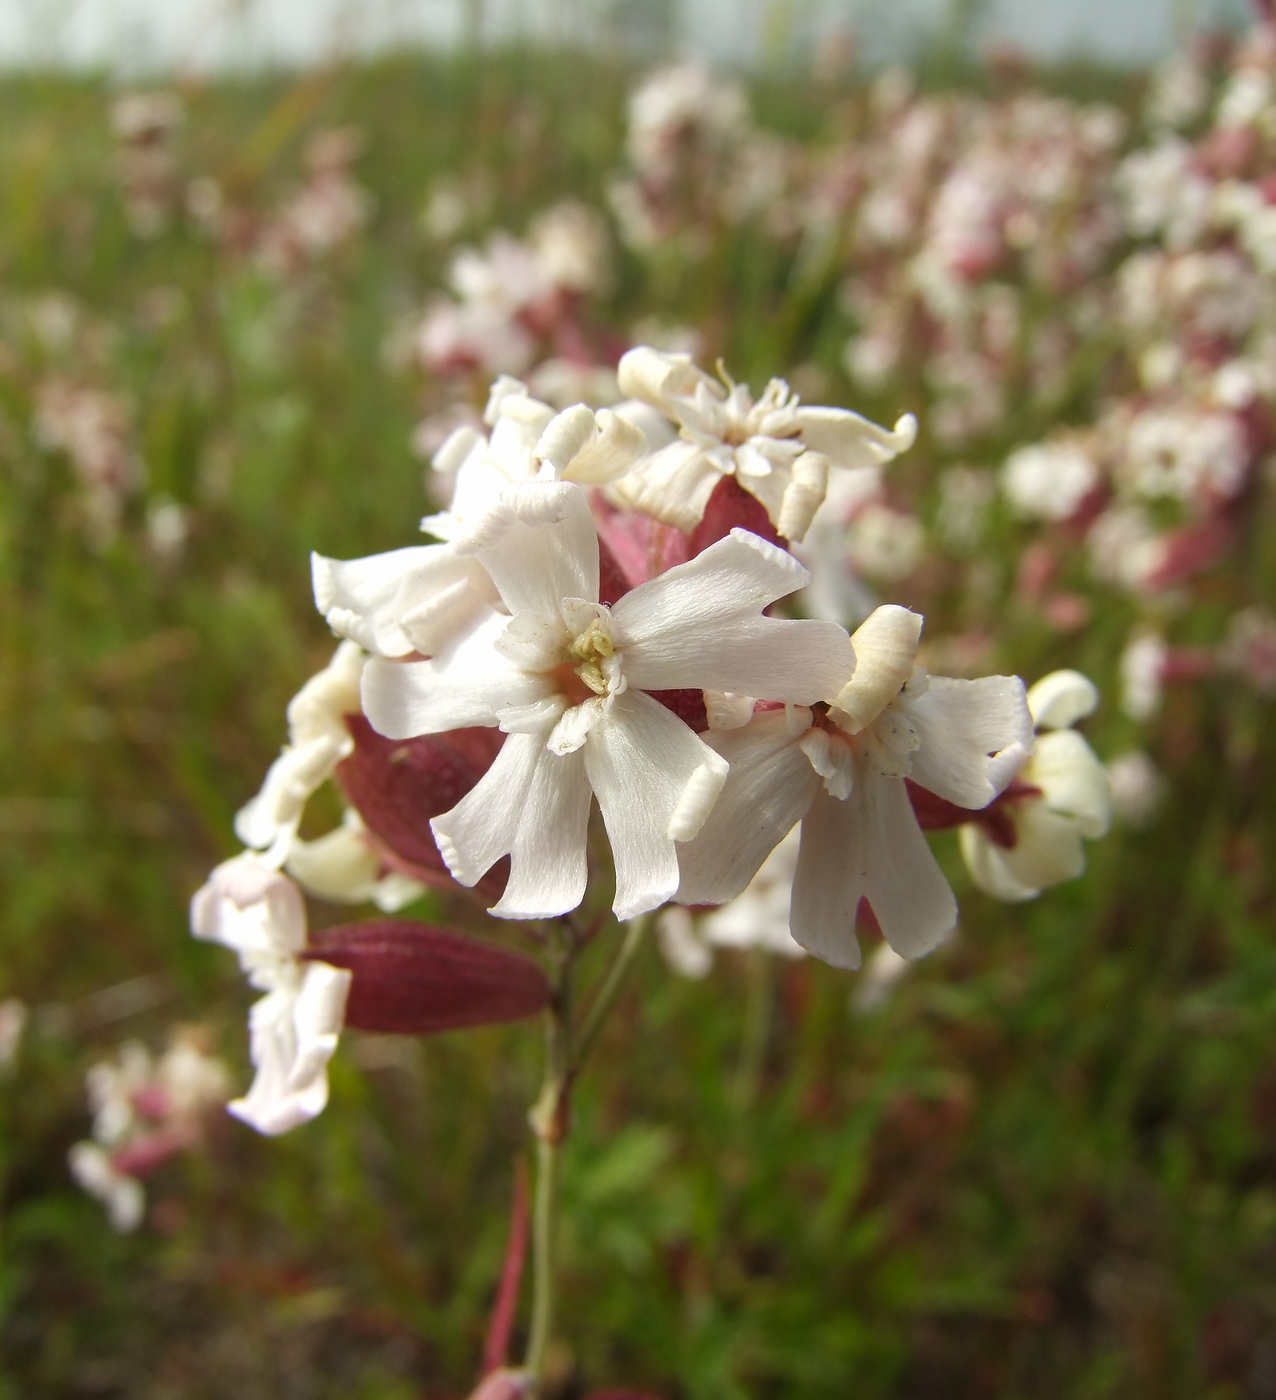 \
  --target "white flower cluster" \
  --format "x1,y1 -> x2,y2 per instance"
314,350 -> 1027,965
